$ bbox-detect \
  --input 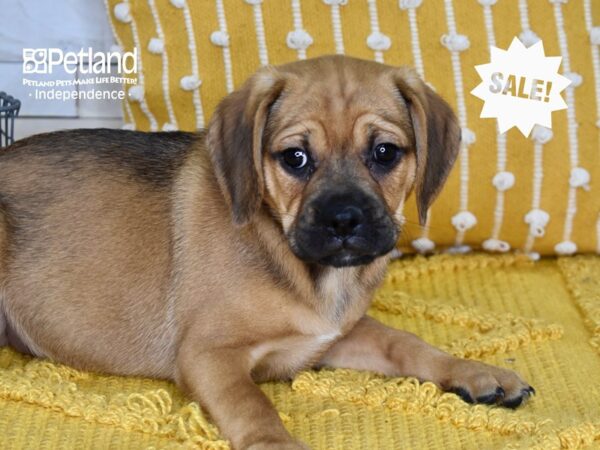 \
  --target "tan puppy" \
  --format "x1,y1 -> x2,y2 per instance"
0,56 -> 533,449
